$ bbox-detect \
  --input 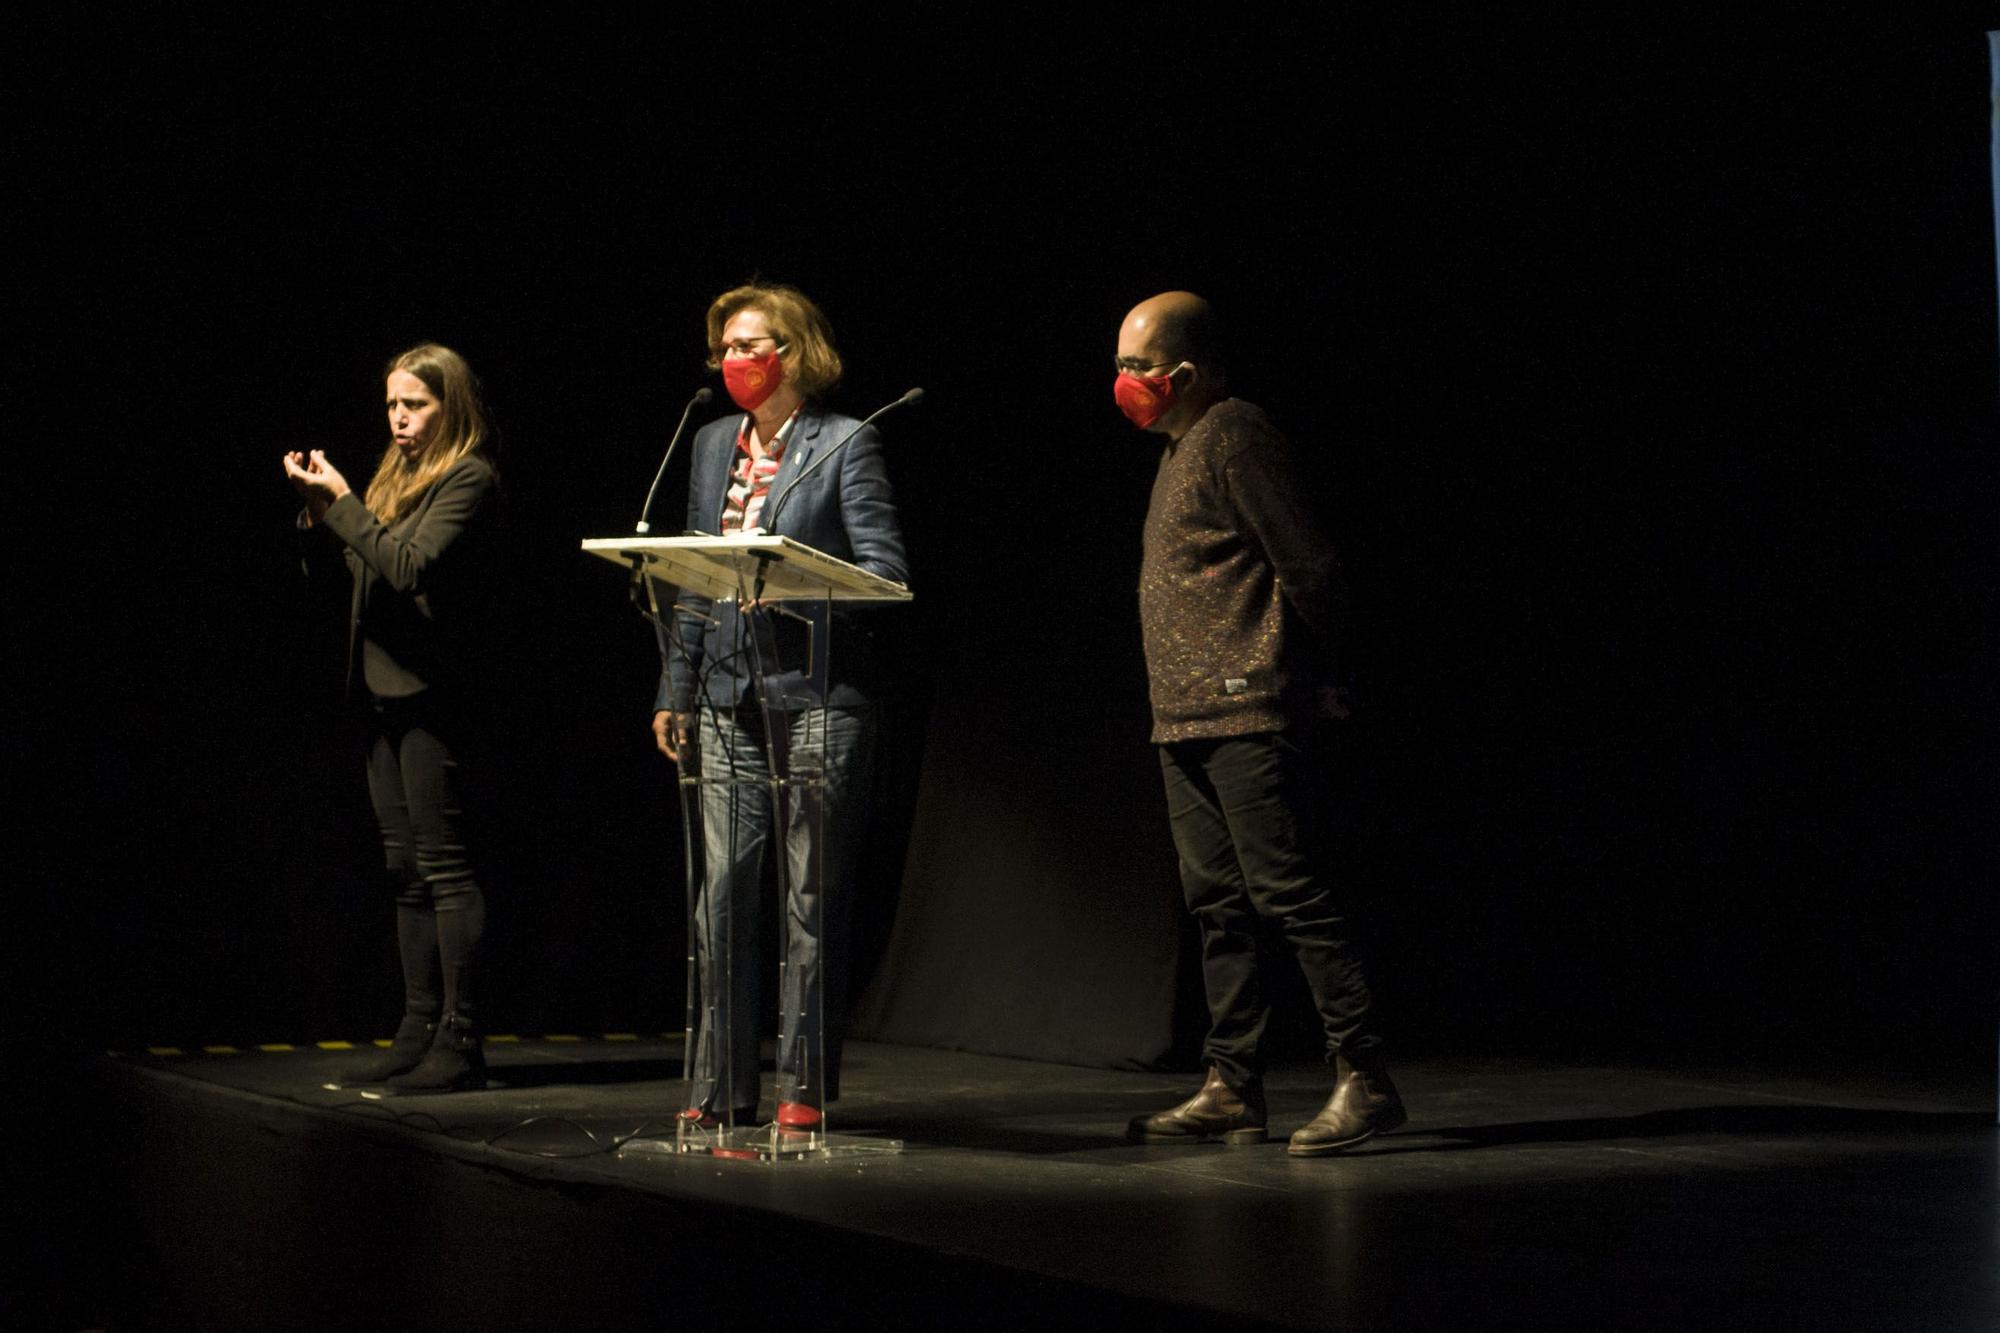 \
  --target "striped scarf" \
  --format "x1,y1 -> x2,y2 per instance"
720,410 -> 798,533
